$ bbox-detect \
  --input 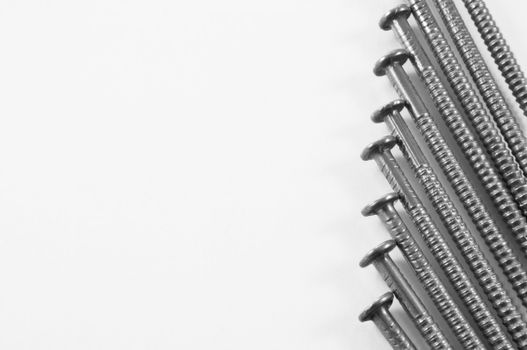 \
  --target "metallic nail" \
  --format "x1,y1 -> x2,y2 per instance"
363,194 -> 485,349
361,136 -> 515,350
359,292 -> 417,350
360,240 -> 451,349
432,0 -> 527,189
368,127 -> 527,347
380,3 -> 527,221
405,0 -> 527,215
373,47 -> 527,290
373,99 -> 527,309
461,0 -> 527,118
